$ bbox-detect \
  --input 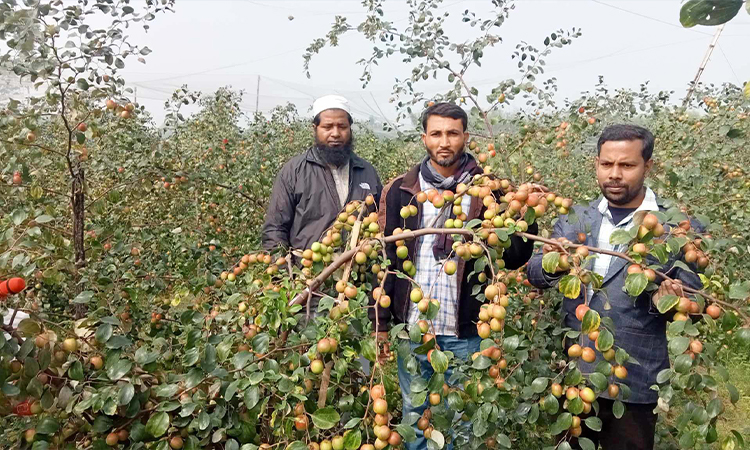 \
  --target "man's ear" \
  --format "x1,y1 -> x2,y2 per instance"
594,156 -> 599,170
644,158 -> 654,174
464,132 -> 470,146
421,133 -> 428,148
